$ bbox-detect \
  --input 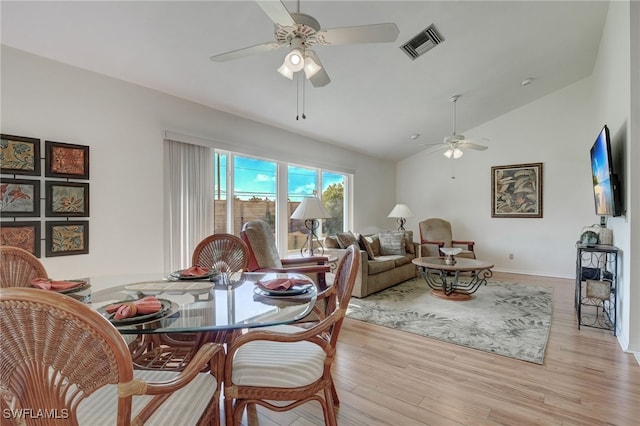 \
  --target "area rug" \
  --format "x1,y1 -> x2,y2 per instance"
346,278 -> 553,364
